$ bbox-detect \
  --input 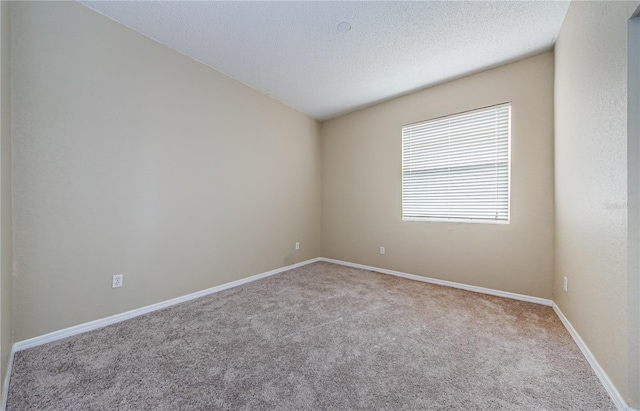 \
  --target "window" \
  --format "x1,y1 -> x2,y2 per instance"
402,103 -> 511,223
